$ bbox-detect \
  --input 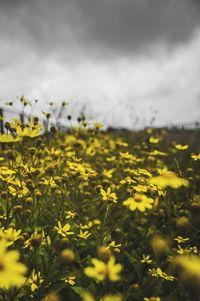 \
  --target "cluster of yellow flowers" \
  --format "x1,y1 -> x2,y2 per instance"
0,240 -> 26,289
0,108 -> 199,300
